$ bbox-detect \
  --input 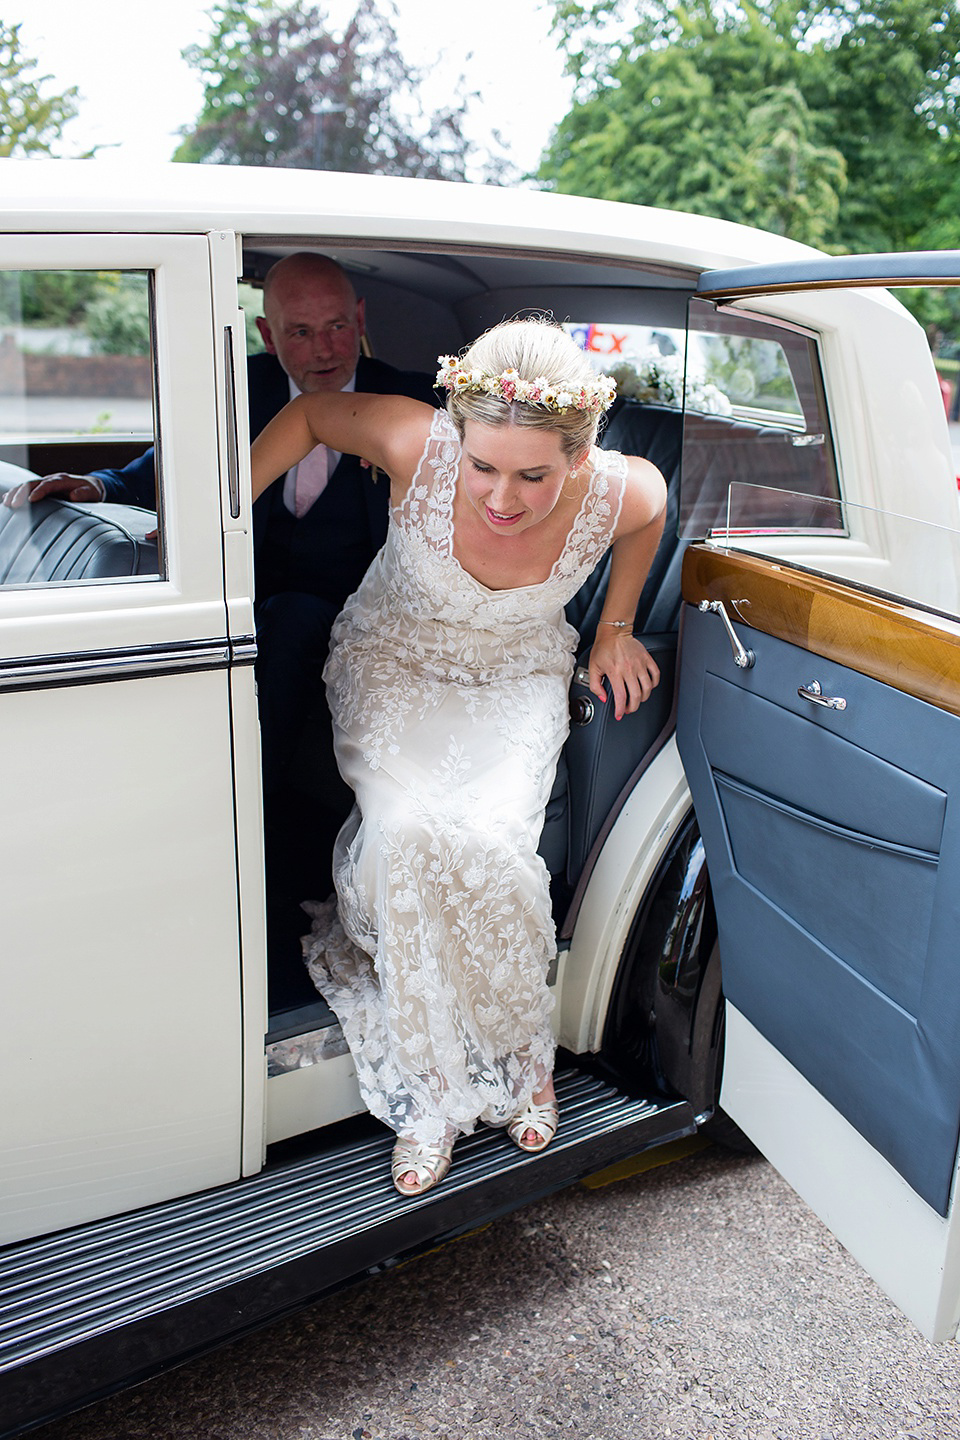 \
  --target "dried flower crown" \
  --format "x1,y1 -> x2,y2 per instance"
436,355 -> 617,415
